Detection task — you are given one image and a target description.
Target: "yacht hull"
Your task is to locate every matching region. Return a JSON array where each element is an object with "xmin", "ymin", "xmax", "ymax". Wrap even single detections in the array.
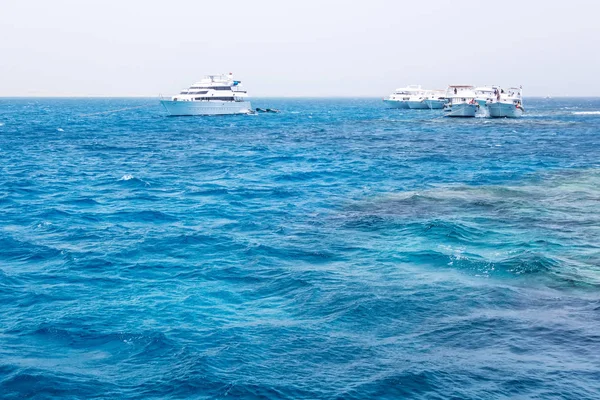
[
  {"xmin": 383, "ymin": 99, "xmax": 409, "ymax": 109},
  {"xmin": 160, "ymin": 100, "xmax": 252, "ymax": 116},
  {"xmin": 425, "ymin": 99, "xmax": 445, "ymax": 109},
  {"xmin": 444, "ymin": 103, "xmax": 478, "ymax": 117},
  {"xmin": 407, "ymin": 100, "xmax": 429, "ymax": 109},
  {"xmin": 487, "ymin": 102, "xmax": 523, "ymax": 118}
]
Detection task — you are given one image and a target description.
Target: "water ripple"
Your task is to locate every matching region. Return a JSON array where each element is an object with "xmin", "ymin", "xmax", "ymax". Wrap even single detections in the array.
[{"xmin": 1, "ymin": 97, "xmax": 600, "ymax": 399}]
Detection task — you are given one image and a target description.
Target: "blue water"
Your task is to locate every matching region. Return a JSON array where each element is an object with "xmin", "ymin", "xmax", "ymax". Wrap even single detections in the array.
[{"xmin": 1, "ymin": 97, "xmax": 600, "ymax": 399}]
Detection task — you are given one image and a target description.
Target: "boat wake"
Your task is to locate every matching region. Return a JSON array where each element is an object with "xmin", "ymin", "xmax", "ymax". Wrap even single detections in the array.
[{"xmin": 572, "ymin": 111, "xmax": 600, "ymax": 115}]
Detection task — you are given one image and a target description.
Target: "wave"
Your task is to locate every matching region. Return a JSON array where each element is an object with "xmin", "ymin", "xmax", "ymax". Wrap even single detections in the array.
[
  {"xmin": 61, "ymin": 197, "xmax": 100, "ymax": 206},
  {"xmin": 0, "ymin": 369, "xmax": 114, "ymax": 399},
  {"xmin": 80, "ymin": 143, "xmax": 132, "ymax": 152},
  {"xmin": 116, "ymin": 175, "xmax": 150, "ymax": 187},
  {"xmin": 572, "ymin": 111, "xmax": 600, "ymax": 115},
  {"xmin": 34, "ymin": 208, "xmax": 73, "ymax": 220},
  {"xmin": 0, "ymin": 236, "xmax": 64, "ymax": 263},
  {"xmin": 110, "ymin": 210, "xmax": 178, "ymax": 222},
  {"xmin": 0, "ymin": 268, "xmax": 22, "ymax": 295},
  {"xmin": 119, "ymin": 174, "xmax": 135, "ymax": 181},
  {"xmin": 31, "ymin": 325, "xmax": 174, "ymax": 351},
  {"xmin": 187, "ymin": 188, "xmax": 229, "ymax": 197},
  {"xmin": 403, "ymin": 249, "xmax": 559, "ymax": 277},
  {"xmin": 244, "ymin": 242, "xmax": 338, "ymax": 264},
  {"xmin": 273, "ymin": 170, "xmax": 325, "ymax": 182}
]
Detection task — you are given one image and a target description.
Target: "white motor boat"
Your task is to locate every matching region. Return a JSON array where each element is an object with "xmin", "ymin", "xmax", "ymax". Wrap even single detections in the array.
[
  {"xmin": 383, "ymin": 85, "xmax": 423, "ymax": 109},
  {"xmin": 487, "ymin": 87, "xmax": 524, "ymax": 118},
  {"xmin": 406, "ymin": 88, "xmax": 430, "ymax": 109},
  {"xmin": 160, "ymin": 73, "xmax": 252, "ymax": 116},
  {"xmin": 474, "ymin": 86, "xmax": 499, "ymax": 107},
  {"xmin": 424, "ymin": 90, "xmax": 446, "ymax": 109},
  {"xmin": 443, "ymin": 85, "xmax": 479, "ymax": 117}
]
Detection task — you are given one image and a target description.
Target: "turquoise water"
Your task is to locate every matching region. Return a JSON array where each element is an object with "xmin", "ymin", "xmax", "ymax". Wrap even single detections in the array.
[{"xmin": 1, "ymin": 97, "xmax": 600, "ymax": 399}]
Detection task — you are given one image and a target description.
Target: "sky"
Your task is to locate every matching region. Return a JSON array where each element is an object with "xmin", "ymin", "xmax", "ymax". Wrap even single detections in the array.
[{"xmin": 1, "ymin": 0, "xmax": 599, "ymax": 97}]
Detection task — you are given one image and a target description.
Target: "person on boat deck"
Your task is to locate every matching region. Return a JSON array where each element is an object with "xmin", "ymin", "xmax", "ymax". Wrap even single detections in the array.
[{"xmin": 454, "ymin": 88, "xmax": 457, "ymax": 94}]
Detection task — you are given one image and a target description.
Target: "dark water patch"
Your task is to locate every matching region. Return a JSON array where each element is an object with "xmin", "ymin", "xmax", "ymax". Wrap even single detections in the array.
[{"xmin": 341, "ymin": 214, "xmax": 390, "ymax": 231}]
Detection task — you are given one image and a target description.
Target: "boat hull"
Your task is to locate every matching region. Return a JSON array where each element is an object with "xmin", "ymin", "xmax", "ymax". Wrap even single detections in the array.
[
  {"xmin": 487, "ymin": 102, "xmax": 524, "ymax": 118},
  {"xmin": 160, "ymin": 100, "xmax": 252, "ymax": 116},
  {"xmin": 407, "ymin": 100, "xmax": 429, "ymax": 109},
  {"xmin": 425, "ymin": 99, "xmax": 445, "ymax": 109},
  {"xmin": 383, "ymin": 99, "xmax": 409, "ymax": 109},
  {"xmin": 444, "ymin": 103, "xmax": 478, "ymax": 117}
]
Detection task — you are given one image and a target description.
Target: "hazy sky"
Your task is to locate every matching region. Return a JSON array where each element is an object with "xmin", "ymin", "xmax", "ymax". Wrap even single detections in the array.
[{"xmin": 1, "ymin": 0, "xmax": 599, "ymax": 97}]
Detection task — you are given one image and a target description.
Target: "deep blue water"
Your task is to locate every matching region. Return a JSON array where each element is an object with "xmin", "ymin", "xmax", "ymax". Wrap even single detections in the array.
[{"xmin": 1, "ymin": 97, "xmax": 600, "ymax": 399}]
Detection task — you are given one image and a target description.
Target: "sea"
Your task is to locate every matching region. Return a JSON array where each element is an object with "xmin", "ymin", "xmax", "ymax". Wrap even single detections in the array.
[{"xmin": 1, "ymin": 97, "xmax": 599, "ymax": 399}]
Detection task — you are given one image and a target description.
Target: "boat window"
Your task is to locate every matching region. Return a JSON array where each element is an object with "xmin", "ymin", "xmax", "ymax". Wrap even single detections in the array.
[
  {"xmin": 189, "ymin": 86, "xmax": 231, "ymax": 91},
  {"xmin": 193, "ymin": 97, "xmax": 236, "ymax": 101}
]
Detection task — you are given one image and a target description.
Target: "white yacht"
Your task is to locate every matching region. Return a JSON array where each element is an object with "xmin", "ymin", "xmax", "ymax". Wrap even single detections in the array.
[
  {"xmin": 424, "ymin": 90, "xmax": 446, "ymax": 109},
  {"xmin": 443, "ymin": 85, "xmax": 479, "ymax": 117},
  {"xmin": 406, "ymin": 88, "xmax": 430, "ymax": 109},
  {"xmin": 487, "ymin": 86, "xmax": 524, "ymax": 118},
  {"xmin": 160, "ymin": 73, "xmax": 252, "ymax": 116},
  {"xmin": 383, "ymin": 85, "xmax": 423, "ymax": 109},
  {"xmin": 474, "ymin": 86, "xmax": 499, "ymax": 107}
]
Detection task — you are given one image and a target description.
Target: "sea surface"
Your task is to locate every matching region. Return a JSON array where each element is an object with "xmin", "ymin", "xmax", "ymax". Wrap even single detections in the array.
[{"xmin": 1, "ymin": 97, "xmax": 600, "ymax": 399}]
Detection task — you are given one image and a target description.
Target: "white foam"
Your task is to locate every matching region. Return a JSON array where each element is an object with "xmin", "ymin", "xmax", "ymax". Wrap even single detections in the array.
[
  {"xmin": 119, "ymin": 174, "xmax": 134, "ymax": 181},
  {"xmin": 57, "ymin": 128, "xmax": 64, "ymax": 132},
  {"xmin": 0, "ymin": 122, "xmax": 5, "ymax": 127},
  {"xmin": 572, "ymin": 111, "xmax": 600, "ymax": 115}
]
